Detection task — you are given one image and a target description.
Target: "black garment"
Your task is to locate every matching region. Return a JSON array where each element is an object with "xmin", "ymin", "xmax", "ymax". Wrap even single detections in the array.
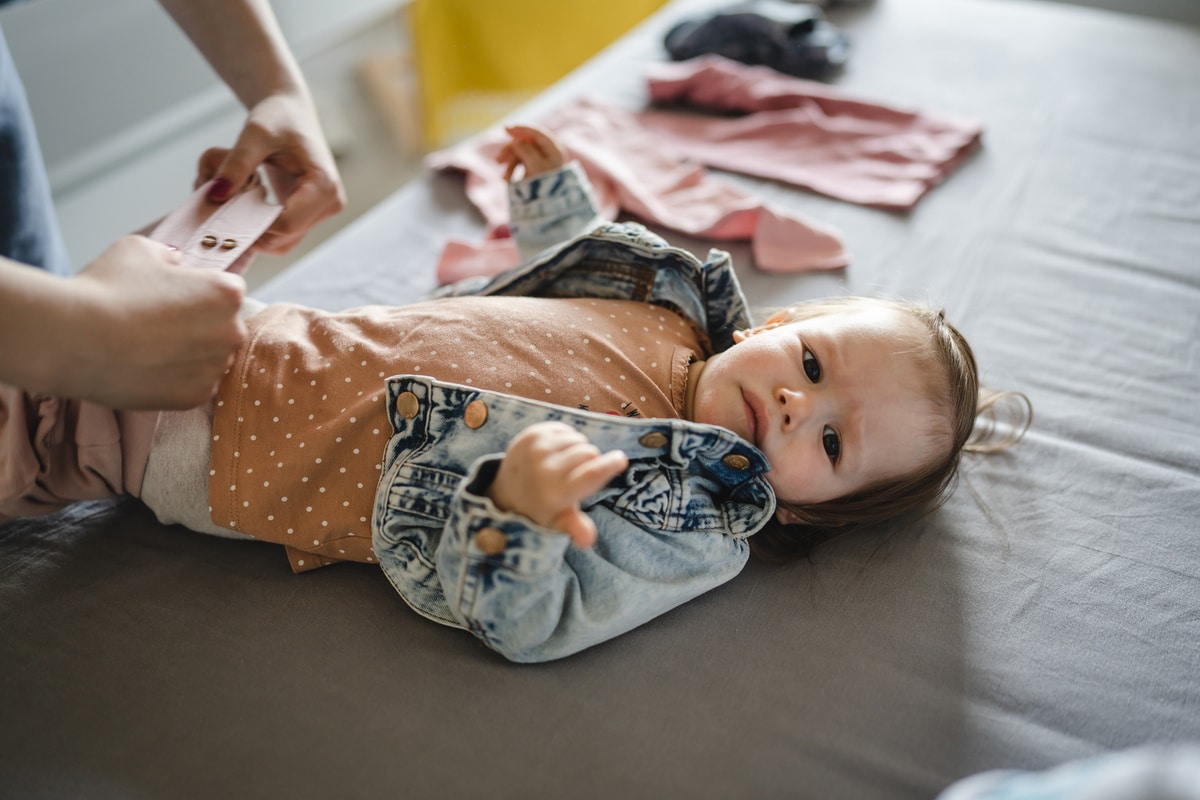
[{"xmin": 664, "ymin": 0, "xmax": 850, "ymax": 80}]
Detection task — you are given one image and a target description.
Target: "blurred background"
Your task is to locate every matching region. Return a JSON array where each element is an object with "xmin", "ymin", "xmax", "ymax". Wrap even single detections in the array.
[
  {"xmin": 0, "ymin": 0, "xmax": 667, "ymax": 287},
  {"xmin": 1, "ymin": 0, "xmax": 1195, "ymax": 289}
]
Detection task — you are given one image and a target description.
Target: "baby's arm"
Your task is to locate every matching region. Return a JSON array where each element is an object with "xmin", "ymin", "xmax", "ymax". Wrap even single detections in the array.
[
  {"xmin": 498, "ymin": 125, "xmax": 606, "ymax": 263},
  {"xmin": 488, "ymin": 422, "xmax": 628, "ymax": 548},
  {"xmin": 430, "ymin": 437, "xmax": 749, "ymax": 661}
]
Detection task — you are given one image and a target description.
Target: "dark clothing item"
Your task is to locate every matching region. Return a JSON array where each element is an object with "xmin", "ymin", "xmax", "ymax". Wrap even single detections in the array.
[
  {"xmin": 0, "ymin": 25, "xmax": 70, "ymax": 273},
  {"xmin": 664, "ymin": 0, "xmax": 850, "ymax": 80}
]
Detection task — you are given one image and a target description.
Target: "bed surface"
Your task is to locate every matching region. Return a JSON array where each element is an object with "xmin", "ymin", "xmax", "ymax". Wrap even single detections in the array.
[{"xmin": 3, "ymin": 0, "xmax": 1199, "ymax": 797}]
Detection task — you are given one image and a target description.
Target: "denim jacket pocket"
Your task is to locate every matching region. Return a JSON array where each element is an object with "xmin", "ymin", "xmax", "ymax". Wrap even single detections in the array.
[{"xmin": 374, "ymin": 458, "xmax": 461, "ymax": 627}]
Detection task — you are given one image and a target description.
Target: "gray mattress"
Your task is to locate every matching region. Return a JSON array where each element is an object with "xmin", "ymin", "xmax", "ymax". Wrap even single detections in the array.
[{"xmin": 3, "ymin": 0, "xmax": 1199, "ymax": 797}]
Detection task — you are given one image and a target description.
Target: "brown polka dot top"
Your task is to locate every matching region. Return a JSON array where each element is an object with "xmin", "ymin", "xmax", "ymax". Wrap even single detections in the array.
[{"xmin": 208, "ymin": 296, "xmax": 709, "ymax": 572}]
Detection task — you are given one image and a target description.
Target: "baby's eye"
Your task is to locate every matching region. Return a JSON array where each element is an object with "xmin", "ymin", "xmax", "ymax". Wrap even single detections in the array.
[
  {"xmin": 802, "ymin": 348, "xmax": 822, "ymax": 383},
  {"xmin": 822, "ymin": 425, "xmax": 841, "ymax": 465}
]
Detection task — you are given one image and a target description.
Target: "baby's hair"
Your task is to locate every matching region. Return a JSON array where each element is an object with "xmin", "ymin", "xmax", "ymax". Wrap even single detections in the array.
[{"xmin": 748, "ymin": 296, "xmax": 1031, "ymax": 563}]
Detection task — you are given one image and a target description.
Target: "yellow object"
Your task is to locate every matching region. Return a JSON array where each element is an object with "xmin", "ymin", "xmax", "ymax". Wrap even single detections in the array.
[{"xmin": 408, "ymin": 0, "xmax": 668, "ymax": 147}]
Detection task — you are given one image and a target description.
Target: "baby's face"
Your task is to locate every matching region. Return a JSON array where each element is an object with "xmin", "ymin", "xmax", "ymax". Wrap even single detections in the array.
[{"xmin": 689, "ymin": 306, "xmax": 947, "ymax": 511}]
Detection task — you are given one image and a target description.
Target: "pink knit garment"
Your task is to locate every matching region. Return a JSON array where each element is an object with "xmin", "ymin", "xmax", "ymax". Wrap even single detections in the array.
[
  {"xmin": 642, "ymin": 56, "xmax": 983, "ymax": 209},
  {"xmin": 428, "ymin": 56, "xmax": 982, "ymax": 285},
  {"xmin": 428, "ymin": 101, "xmax": 849, "ymax": 284}
]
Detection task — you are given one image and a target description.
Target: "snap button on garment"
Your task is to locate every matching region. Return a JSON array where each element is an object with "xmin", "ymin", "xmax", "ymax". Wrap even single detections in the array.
[
  {"xmin": 722, "ymin": 453, "xmax": 751, "ymax": 471},
  {"xmin": 395, "ymin": 391, "xmax": 420, "ymax": 419},
  {"xmin": 220, "ymin": 238, "xmax": 238, "ymax": 251},
  {"xmin": 639, "ymin": 431, "xmax": 668, "ymax": 448},
  {"xmin": 200, "ymin": 234, "xmax": 219, "ymax": 249},
  {"xmin": 464, "ymin": 400, "xmax": 488, "ymax": 429},
  {"xmin": 475, "ymin": 527, "xmax": 507, "ymax": 555}
]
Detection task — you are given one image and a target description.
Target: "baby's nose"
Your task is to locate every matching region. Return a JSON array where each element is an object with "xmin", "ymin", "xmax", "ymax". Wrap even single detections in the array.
[{"xmin": 777, "ymin": 387, "xmax": 812, "ymax": 430}]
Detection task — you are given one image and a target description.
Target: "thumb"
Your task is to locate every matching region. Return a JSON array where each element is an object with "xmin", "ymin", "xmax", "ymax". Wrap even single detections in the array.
[
  {"xmin": 551, "ymin": 507, "xmax": 598, "ymax": 549},
  {"xmin": 206, "ymin": 126, "xmax": 270, "ymax": 203}
]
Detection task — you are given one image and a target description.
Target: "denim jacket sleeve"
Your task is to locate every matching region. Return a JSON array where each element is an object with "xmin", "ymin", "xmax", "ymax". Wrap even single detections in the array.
[
  {"xmin": 507, "ymin": 161, "xmax": 605, "ymax": 264},
  {"xmin": 436, "ymin": 454, "xmax": 751, "ymax": 664}
]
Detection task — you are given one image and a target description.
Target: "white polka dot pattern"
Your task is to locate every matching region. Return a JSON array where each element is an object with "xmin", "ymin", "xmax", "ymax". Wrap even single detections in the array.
[{"xmin": 209, "ymin": 297, "xmax": 705, "ymax": 573}]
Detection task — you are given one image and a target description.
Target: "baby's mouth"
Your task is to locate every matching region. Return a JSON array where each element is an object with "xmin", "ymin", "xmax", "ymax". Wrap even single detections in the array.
[{"xmin": 742, "ymin": 390, "xmax": 760, "ymax": 447}]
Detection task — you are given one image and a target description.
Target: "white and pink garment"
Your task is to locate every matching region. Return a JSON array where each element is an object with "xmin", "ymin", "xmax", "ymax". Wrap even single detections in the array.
[{"xmin": 428, "ymin": 56, "xmax": 982, "ymax": 285}]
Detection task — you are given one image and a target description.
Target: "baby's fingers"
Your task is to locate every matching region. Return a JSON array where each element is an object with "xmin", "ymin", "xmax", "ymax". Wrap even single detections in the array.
[
  {"xmin": 506, "ymin": 125, "xmax": 562, "ymax": 157},
  {"xmin": 565, "ymin": 449, "xmax": 628, "ymax": 499},
  {"xmin": 550, "ymin": 450, "xmax": 626, "ymax": 548},
  {"xmin": 503, "ymin": 125, "xmax": 565, "ymax": 176},
  {"xmin": 552, "ymin": 507, "xmax": 599, "ymax": 549},
  {"xmin": 494, "ymin": 143, "xmax": 520, "ymax": 181}
]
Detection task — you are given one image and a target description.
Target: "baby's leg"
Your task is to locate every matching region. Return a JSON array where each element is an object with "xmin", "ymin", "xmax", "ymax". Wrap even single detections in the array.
[
  {"xmin": 138, "ymin": 297, "xmax": 267, "ymax": 540},
  {"xmin": 139, "ymin": 401, "xmax": 250, "ymax": 540}
]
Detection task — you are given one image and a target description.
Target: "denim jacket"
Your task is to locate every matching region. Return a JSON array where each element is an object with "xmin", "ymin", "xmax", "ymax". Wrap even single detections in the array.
[{"xmin": 371, "ymin": 162, "xmax": 777, "ymax": 662}]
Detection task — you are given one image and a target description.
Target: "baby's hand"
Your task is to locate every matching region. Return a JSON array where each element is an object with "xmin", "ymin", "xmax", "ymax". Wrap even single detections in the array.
[
  {"xmin": 495, "ymin": 125, "xmax": 567, "ymax": 182},
  {"xmin": 488, "ymin": 421, "xmax": 628, "ymax": 548}
]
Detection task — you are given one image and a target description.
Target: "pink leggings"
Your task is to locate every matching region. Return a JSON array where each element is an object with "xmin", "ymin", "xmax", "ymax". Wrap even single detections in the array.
[{"xmin": 0, "ymin": 384, "xmax": 158, "ymax": 522}]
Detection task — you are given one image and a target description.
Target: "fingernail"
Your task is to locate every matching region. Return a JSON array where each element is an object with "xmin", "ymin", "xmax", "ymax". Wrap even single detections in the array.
[
  {"xmin": 164, "ymin": 243, "xmax": 178, "ymax": 250},
  {"xmin": 207, "ymin": 177, "xmax": 233, "ymax": 202}
]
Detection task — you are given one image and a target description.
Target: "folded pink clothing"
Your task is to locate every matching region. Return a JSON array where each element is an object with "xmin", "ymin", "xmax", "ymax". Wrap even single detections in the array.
[
  {"xmin": 430, "ymin": 58, "xmax": 981, "ymax": 283},
  {"xmin": 642, "ymin": 55, "xmax": 983, "ymax": 210},
  {"xmin": 428, "ymin": 99, "xmax": 850, "ymax": 285},
  {"xmin": 436, "ymin": 235, "xmax": 523, "ymax": 286}
]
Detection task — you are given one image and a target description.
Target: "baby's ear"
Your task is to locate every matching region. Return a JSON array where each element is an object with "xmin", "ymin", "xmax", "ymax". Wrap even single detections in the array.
[
  {"xmin": 733, "ymin": 319, "xmax": 784, "ymax": 343},
  {"xmin": 774, "ymin": 505, "xmax": 804, "ymax": 525}
]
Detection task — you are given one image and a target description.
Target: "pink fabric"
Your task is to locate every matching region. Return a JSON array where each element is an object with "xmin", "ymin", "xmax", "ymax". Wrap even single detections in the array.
[
  {"xmin": 148, "ymin": 174, "xmax": 283, "ymax": 275},
  {"xmin": 641, "ymin": 56, "xmax": 983, "ymax": 210},
  {"xmin": 436, "ymin": 236, "xmax": 523, "ymax": 285},
  {"xmin": 0, "ymin": 385, "xmax": 159, "ymax": 520},
  {"xmin": 428, "ymin": 56, "xmax": 982, "ymax": 285},
  {"xmin": 428, "ymin": 100, "xmax": 850, "ymax": 284}
]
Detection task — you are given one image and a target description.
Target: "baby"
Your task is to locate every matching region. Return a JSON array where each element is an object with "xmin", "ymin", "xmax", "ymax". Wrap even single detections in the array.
[{"xmin": 0, "ymin": 126, "xmax": 1026, "ymax": 662}]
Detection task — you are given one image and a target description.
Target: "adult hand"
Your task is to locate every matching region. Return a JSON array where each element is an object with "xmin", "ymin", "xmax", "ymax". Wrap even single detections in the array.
[
  {"xmin": 71, "ymin": 236, "xmax": 248, "ymax": 409},
  {"xmin": 10, "ymin": 236, "xmax": 249, "ymax": 410},
  {"xmin": 196, "ymin": 90, "xmax": 345, "ymax": 256},
  {"xmin": 488, "ymin": 421, "xmax": 628, "ymax": 548}
]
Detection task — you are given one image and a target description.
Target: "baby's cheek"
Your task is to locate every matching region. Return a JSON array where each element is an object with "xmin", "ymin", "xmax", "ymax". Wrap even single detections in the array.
[{"xmin": 764, "ymin": 459, "xmax": 818, "ymax": 507}]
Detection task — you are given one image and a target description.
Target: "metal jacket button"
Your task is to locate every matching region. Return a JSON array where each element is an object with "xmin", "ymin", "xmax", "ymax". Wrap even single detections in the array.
[
  {"xmin": 475, "ymin": 527, "xmax": 507, "ymax": 555},
  {"xmin": 639, "ymin": 431, "xmax": 668, "ymax": 449},
  {"xmin": 395, "ymin": 391, "xmax": 420, "ymax": 419},
  {"xmin": 722, "ymin": 453, "xmax": 751, "ymax": 471},
  {"xmin": 200, "ymin": 234, "xmax": 219, "ymax": 249},
  {"xmin": 464, "ymin": 400, "xmax": 488, "ymax": 429}
]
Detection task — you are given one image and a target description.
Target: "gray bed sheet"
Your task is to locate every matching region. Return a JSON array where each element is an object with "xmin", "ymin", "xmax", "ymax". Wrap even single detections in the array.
[{"xmin": 3, "ymin": 0, "xmax": 1198, "ymax": 797}]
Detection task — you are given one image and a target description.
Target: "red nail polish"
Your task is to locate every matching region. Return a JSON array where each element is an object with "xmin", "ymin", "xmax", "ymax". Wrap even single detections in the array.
[{"xmin": 207, "ymin": 177, "xmax": 233, "ymax": 202}]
